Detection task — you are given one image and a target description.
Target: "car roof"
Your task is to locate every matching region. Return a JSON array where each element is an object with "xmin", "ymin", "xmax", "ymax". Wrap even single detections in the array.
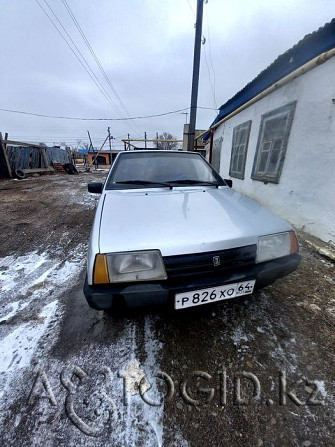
[{"xmin": 119, "ymin": 150, "xmax": 199, "ymax": 155}]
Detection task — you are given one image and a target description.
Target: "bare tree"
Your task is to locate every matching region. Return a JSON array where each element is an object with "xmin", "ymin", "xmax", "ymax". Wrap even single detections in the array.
[
  {"xmin": 157, "ymin": 132, "xmax": 178, "ymax": 150},
  {"xmin": 75, "ymin": 139, "xmax": 83, "ymax": 150},
  {"xmin": 72, "ymin": 140, "xmax": 90, "ymax": 150}
]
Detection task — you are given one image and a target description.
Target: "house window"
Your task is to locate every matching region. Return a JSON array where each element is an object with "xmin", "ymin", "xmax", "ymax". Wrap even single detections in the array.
[
  {"xmin": 251, "ymin": 102, "xmax": 296, "ymax": 183},
  {"xmin": 229, "ymin": 121, "xmax": 252, "ymax": 179}
]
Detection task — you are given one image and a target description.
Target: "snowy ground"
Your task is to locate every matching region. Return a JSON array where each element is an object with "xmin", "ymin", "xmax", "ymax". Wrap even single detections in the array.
[{"xmin": 0, "ymin": 172, "xmax": 334, "ymax": 446}]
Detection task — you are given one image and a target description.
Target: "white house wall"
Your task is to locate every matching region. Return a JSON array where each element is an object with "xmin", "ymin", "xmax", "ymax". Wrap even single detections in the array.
[{"xmin": 217, "ymin": 56, "xmax": 335, "ymax": 244}]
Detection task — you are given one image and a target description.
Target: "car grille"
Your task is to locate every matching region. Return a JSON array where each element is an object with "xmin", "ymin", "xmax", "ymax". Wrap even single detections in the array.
[{"xmin": 163, "ymin": 245, "xmax": 257, "ymax": 281}]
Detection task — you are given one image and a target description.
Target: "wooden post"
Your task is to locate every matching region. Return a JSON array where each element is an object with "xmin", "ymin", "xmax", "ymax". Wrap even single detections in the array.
[
  {"xmin": 40, "ymin": 146, "xmax": 51, "ymax": 170},
  {"xmin": 0, "ymin": 132, "xmax": 12, "ymax": 178},
  {"xmin": 108, "ymin": 127, "xmax": 112, "ymax": 151},
  {"xmin": 87, "ymin": 130, "xmax": 98, "ymax": 170}
]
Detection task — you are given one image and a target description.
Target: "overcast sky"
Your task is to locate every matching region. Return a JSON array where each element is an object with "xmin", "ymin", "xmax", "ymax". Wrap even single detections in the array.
[{"xmin": 0, "ymin": 0, "xmax": 334, "ymax": 149}]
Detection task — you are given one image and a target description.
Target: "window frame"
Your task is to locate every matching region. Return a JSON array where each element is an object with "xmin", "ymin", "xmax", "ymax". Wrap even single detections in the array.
[
  {"xmin": 251, "ymin": 102, "xmax": 296, "ymax": 184},
  {"xmin": 229, "ymin": 120, "xmax": 252, "ymax": 180}
]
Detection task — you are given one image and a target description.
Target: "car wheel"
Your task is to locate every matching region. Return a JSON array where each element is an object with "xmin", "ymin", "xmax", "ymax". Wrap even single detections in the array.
[
  {"xmin": 104, "ymin": 296, "xmax": 127, "ymax": 316},
  {"xmin": 15, "ymin": 169, "xmax": 27, "ymax": 180}
]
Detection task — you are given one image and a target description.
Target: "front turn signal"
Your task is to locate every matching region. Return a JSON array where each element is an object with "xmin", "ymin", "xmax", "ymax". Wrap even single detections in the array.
[
  {"xmin": 290, "ymin": 231, "xmax": 299, "ymax": 254},
  {"xmin": 93, "ymin": 254, "xmax": 109, "ymax": 284}
]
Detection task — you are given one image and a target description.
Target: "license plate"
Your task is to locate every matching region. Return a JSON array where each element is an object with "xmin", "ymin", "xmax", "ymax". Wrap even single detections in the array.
[{"xmin": 174, "ymin": 280, "xmax": 256, "ymax": 310}]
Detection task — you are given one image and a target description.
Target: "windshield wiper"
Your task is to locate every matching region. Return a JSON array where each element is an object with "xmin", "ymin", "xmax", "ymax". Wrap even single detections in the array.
[
  {"xmin": 166, "ymin": 179, "xmax": 221, "ymax": 187},
  {"xmin": 114, "ymin": 180, "xmax": 172, "ymax": 188}
]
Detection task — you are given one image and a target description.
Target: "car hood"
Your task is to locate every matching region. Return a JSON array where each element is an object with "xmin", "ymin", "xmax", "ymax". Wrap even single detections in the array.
[{"xmin": 98, "ymin": 187, "xmax": 292, "ymax": 256}]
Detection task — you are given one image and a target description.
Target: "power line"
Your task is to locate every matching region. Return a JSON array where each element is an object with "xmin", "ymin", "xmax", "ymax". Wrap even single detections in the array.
[
  {"xmin": 36, "ymin": 0, "xmax": 124, "ymax": 117},
  {"xmin": 34, "ymin": 0, "xmax": 117, "ymax": 113},
  {"xmin": 186, "ymin": 0, "xmax": 216, "ymax": 111},
  {"xmin": 60, "ymin": 0, "xmax": 143, "ymax": 136},
  {"xmin": 203, "ymin": 38, "xmax": 217, "ymax": 110},
  {"xmin": 198, "ymin": 106, "xmax": 218, "ymax": 111},
  {"xmin": 185, "ymin": 0, "xmax": 196, "ymax": 19},
  {"xmin": 61, "ymin": 0, "xmax": 129, "ymax": 118},
  {"xmin": 34, "ymin": 0, "xmax": 141, "ymax": 137},
  {"xmin": 0, "ymin": 106, "xmax": 203, "ymax": 120},
  {"xmin": 204, "ymin": 4, "xmax": 217, "ymax": 109},
  {"xmin": 0, "ymin": 106, "xmax": 217, "ymax": 121}
]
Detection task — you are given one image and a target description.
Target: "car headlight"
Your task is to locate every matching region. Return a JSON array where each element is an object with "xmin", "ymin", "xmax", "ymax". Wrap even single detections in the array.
[
  {"xmin": 256, "ymin": 231, "xmax": 299, "ymax": 263},
  {"xmin": 93, "ymin": 250, "xmax": 167, "ymax": 284}
]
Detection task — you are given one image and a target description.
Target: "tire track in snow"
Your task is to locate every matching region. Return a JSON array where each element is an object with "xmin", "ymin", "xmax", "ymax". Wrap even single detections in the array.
[{"xmin": 2, "ymin": 316, "xmax": 169, "ymax": 446}]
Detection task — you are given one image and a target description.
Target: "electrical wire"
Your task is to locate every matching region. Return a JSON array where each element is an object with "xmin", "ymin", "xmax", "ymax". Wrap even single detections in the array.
[
  {"xmin": 36, "ymin": 0, "xmax": 123, "ymax": 116},
  {"xmin": 184, "ymin": 0, "xmax": 217, "ymax": 113},
  {"xmin": 203, "ymin": 38, "xmax": 217, "ymax": 111},
  {"xmin": 60, "ymin": 0, "xmax": 143, "ymax": 136},
  {"xmin": 0, "ymin": 106, "xmax": 217, "ymax": 120},
  {"xmin": 0, "ymin": 107, "xmax": 196, "ymax": 120},
  {"xmin": 185, "ymin": 0, "xmax": 196, "ymax": 19},
  {"xmin": 204, "ymin": 4, "xmax": 217, "ymax": 110},
  {"xmin": 61, "ymin": 0, "xmax": 129, "ymax": 117},
  {"xmin": 35, "ymin": 0, "xmax": 141, "ymax": 137}
]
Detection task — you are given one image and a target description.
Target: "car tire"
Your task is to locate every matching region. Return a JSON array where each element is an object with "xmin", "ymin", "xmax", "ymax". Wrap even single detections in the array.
[
  {"xmin": 104, "ymin": 297, "xmax": 127, "ymax": 316},
  {"xmin": 14, "ymin": 169, "xmax": 27, "ymax": 180}
]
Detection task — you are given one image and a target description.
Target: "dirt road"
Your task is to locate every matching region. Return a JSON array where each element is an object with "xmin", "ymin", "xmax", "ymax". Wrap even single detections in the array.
[{"xmin": 0, "ymin": 172, "xmax": 334, "ymax": 446}]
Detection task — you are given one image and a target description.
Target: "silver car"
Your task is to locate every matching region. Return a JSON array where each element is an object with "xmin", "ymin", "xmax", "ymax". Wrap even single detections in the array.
[{"xmin": 84, "ymin": 150, "xmax": 301, "ymax": 311}]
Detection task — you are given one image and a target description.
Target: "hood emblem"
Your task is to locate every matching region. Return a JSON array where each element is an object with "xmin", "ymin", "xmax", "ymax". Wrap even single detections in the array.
[{"xmin": 213, "ymin": 256, "xmax": 220, "ymax": 267}]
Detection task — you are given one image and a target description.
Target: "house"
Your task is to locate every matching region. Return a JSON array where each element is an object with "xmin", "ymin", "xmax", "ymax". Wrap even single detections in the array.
[
  {"xmin": 86, "ymin": 149, "xmax": 123, "ymax": 167},
  {"xmin": 203, "ymin": 19, "xmax": 335, "ymax": 245}
]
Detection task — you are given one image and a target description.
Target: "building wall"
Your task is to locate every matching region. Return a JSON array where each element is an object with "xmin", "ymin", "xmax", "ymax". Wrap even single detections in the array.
[
  {"xmin": 216, "ymin": 57, "xmax": 335, "ymax": 244},
  {"xmin": 7, "ymin": 146, "xmax": 71, "ymax": 171},
  {"xmin": 87, "ymin": 153, "xmax": 110, "ymax": 165}
]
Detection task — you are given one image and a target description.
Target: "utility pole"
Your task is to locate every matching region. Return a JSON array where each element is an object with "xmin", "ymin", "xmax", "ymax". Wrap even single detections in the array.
[
  {"xmin": 156, "ymin": 132, "xmax": 159, "ymax": 149},
  {"xmin": 187, "ymin": 0, "xmax": 204, "ymax": 151},
  {"xmin": 87, "ymin": 130, "xmax": 97, "ymax": 170},
  {"xmin": 108, "ymin": 127, "xmax": 112, "ymax": 151},
  {"xmin": 144, "ymin": 132, "xmax": 147, "ymax": 149}
]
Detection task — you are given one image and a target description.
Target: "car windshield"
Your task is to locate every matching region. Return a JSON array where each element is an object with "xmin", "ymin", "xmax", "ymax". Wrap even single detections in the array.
[{"xmin": 106, "ymin": 151, "xmax": 224, "ymax": 189}]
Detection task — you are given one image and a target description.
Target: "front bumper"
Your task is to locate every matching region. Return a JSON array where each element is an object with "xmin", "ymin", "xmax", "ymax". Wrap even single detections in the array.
[{"xmin": 84, "ymin": 253, "xmax": 301, "ymax": 310}]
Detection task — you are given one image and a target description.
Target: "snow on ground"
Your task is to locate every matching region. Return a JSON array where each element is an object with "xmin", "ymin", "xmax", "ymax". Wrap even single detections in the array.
[
  {"xmin": 0, "ymin": 243, "xmax": 86, "ymax": 306},
  {"xmin": 229, "ymin": 291, "xmax": 299, "ymax": 374},
  {"xmin": 0, "ymin": 301, "xmax": 57, "ymax": 377},
  {"xmin": 11, "ymin": 316, "xmax": 172, "ymax": 446},
  {"xmin": 0, "ymin": 301, "xmax": 20, "ymax": 323},
  {"xmin": 0, "ymin": 244, "xmax": 87, "ymax": 417},
  {"xmin": 123, "ymin": 359, "xmax": 151, "ymax": 395},
  {"xmin": 57, "ymin": 181, "xmax": 101, "ymax": 209},
  {"xmin": 69, "ymin": 191, "xmax": 100, "ymax": 209},
  {"xmin": 0, "ymin": 244, "xmax": 182, "ymax": 445},
  {"xmin": 231, "ymin": 323, "xmax": 250, "ymax": 346}
]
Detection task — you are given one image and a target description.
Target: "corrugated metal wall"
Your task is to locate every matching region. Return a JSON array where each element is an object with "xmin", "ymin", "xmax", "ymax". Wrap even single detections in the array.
[
  {"xmin": 6, "ymin": 146, "xmax": 71, "ymax": 171},
  {"xmin": 46, "ymin": 146, "xmax": 71, "ymax": 165}
]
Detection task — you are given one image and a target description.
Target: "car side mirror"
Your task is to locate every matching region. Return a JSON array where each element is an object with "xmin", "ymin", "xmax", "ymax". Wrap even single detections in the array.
[
  {"xmin": 88, "ymin": 182, "xmax": 103, "ymax": 194},
  {"xmin": 224, "ymin": 179, "xmax": 233, "ymax": 188}
]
